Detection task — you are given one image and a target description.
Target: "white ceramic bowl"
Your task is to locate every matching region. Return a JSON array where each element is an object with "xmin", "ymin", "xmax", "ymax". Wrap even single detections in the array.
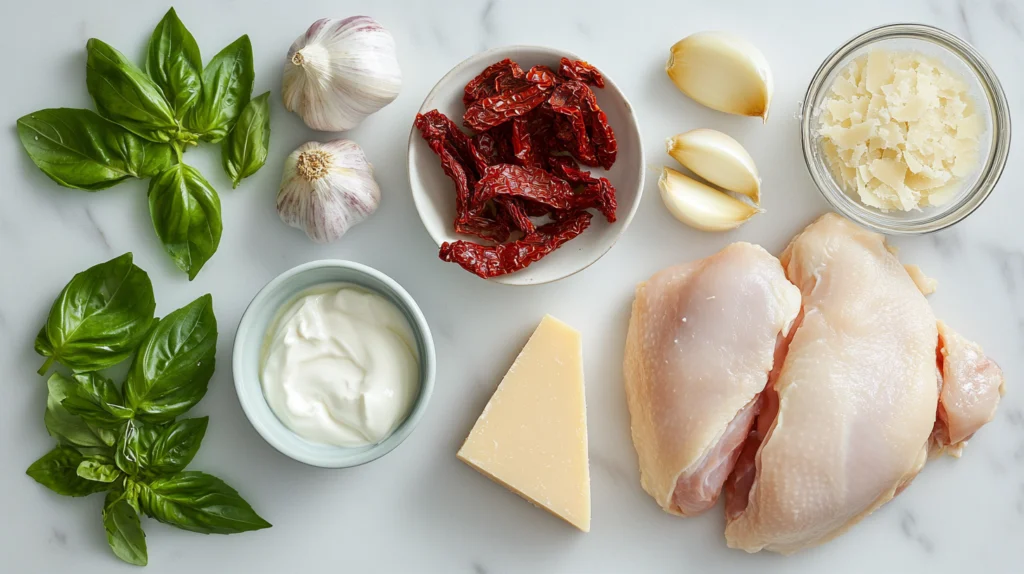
[
  {"xmin": 232, "ymin": 260, "xmax": 436, "ymax": 468},
  {"xmin": 407, "ymin": 45, "xmax": 645, "ymax": 285}
]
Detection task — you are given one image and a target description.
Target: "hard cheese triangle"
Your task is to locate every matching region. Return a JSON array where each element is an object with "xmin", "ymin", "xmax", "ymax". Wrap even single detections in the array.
[{"xmin": 457, "ymin": 315, "xmax": 591, "ymax": 532}]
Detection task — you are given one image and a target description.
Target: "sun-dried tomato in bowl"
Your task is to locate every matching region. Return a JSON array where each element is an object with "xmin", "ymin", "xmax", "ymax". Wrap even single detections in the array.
[{"xmin": 415, "ymin": 57, "xmax": 619, "ymax": 279}]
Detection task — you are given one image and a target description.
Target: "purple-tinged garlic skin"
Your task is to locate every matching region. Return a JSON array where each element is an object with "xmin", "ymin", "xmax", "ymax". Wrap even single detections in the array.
[
  {"xmin": 283, "ymin": 16, "xmax": 402, "ymax": 131},
  {"xmin": 277, "ymin": 140, "xmax": 381, "ymax": 243}
]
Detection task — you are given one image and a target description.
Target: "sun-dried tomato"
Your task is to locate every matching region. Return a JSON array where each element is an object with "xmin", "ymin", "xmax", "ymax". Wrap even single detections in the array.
[
  {"xmin": 455, "ymin": 215, "xmax": 510, "ymax": 243},
  {"xmin": 578, "ymin": 89, "xmax": 617, "ymax": 170},
  {"xmin": 439, "ymin": 212, "xmax": 592, "ymax": 278},
  {"xmin": 495, "ymin": 197, "xmax": 536, "ymax": 234},
  {"xmin": 463, "ymin": 59, "xmax": 524, "ymax": 106},
  {"xmin": 418, "ymin": 57, "xmax": 619, "ymax": 278},
  {"xmin": 463, "ymin": 84, "xmax": 550, "ymax": 132},
  {"xmin": 415, "ymin": 110, "xmax": 488, "ymax": 177},
  {"xmin": 420, "ymin": 135, "xmax": 474, "ymax": 224},
  {"xmin": 549, "ymin": 83, "xmax": 599, "ymax": 166},
  {"xmin": 558, "ymin": 58, "xmax": 605, "ymax": 88},
  {"xmin": 474, "ymin": 164, "xmax": 615, "ymax": 223},
  {"xmin": 525, "ymin": 65, "xmax": 559, "ymax": 89},
  {"xmin": 511, "ymin": 117, "xmax": 538, "ymax": 168},
  {"xmin": 473, "ymin": 164, "xmax": 572, "ymax": 209}
]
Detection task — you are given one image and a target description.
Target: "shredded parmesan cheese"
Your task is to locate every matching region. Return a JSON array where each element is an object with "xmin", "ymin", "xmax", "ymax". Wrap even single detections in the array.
[{"xmin": 818, "ymin": 50, "xmax": 982, "ymax": 211}]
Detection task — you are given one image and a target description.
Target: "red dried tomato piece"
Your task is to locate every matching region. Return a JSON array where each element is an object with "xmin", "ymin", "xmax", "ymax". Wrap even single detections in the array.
[
  {"xmin": 463, "ymin": 84, "xmax": 550, "ymax": 132},
  {"xmin": 578, "ymin": 90, "xmax": 617, "ymax": 170},
  {"xmin": 495, "ymin": 197, "xmax": 536, "ymax": 234},
  {"xmin": 511, "ymin": 117, "xmax": 539, "ymax": 168},
  {"xmin": 439, "ymin": 212, "xmax": 592, "ymax": 278},
  {"xmin": 472, "ymin": 164, "xmax": 572, "ymax": 210},
  {"xmin": 455, "ymin": 215, "xmax": 510, "ymax": 243},
  {"xmin": 558, "ymin": 58, "xmax": 605, "ymax": 88},
  {"xmin": 419, "ymin": 133, "xmax": 474, "ymax": 224},
  {"xmin": 415, "ymin": 110, "xmax": 489, "ymax": 177},
  {"xmin": 463, "ymin": 59, "xmax": 524, "ymax": 106},
  {"xmin": 545, "ymin": 157, "xmax": 617, "ymax": 222},
  {"xmin": 525, "ymin": 65, "xmax": 559, "ymax": 89},
  {"xmin": 549, "ymin": 84, "xmax": 599, "ymax": 166}
]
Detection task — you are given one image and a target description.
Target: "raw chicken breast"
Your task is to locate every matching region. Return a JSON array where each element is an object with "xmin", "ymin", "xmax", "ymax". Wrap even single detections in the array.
[
  {"xmin": 932, "ymin": 321, "xmax": 1005, "ymax": 456},
  {"xmin": 725, "ymin": 214, "xmax": 940, "ymax": 554},
  {"xmin": 624, "ymin": 243, "xmax": 801, "ymax": 516}
]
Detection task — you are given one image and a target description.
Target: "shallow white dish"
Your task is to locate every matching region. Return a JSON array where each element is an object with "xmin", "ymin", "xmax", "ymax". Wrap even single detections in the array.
[
  {"xmin": 232, "ymin": 260, "xmax": 436, "ymax": 468},
  {"xmin": 407, "ymin": 45, "xmax": 645, "ymax": 285}
]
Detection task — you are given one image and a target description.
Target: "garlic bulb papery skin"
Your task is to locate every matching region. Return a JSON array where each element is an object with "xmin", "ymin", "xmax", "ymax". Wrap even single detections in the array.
[
  {"xmin": 283, "ymin": 17, "xmax": 402, "ymax": 131},
  {"xmin": 666, "ymin": 31, "xmax": 773, "ymax": 121},
  {"xmin": 277, "ymin": 140, "xmax": 381, "ymax": 243}
]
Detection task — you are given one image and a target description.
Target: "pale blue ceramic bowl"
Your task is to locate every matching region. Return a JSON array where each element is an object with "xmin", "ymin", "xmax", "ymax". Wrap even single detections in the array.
[{"xmin": 232, "ymin": 260, "xmax": 436, "ymax": 468}]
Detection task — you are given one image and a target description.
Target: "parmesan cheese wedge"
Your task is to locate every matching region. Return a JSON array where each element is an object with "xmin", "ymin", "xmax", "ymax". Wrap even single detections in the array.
[{"xmin": 457, "ymin": 315, "xmax": 591, "ymax": 532}]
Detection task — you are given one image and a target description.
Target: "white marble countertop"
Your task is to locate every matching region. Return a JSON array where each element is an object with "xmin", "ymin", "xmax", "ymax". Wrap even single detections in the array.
[{"xmin": 1, "ymin": 0, "xmax": 1021, "ymax": 572}]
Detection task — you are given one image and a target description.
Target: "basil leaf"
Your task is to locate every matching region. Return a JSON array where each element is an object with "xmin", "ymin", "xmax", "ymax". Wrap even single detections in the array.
[
  {"xmin": 186, "ymin": 35, "xmax": 254, "ymax": 142},
  {"xmin": 139, "ymin": 471, "xmax": 271, "ymax": 534},
  {"xmin": 146, "ymin": 8, "xmax": 202, "ymax": 119},
  {"xmin": 147, "ymin": 417, "xmax": 208, "ymax": 475},
  {"xmin": 16, "ymin": 108, "xmax": 172, "ymax": 191},
  {"xmin": 124, "ymin": 294, "xmax": 217, "ymax": 422},
  {"xmin": 44, "ymin": 373, "xmax": 118, "ymax": 449},
  {"xmin": 35, "ymin": 252, "xmax": 156, "ymax": 375},
  {"xmin": 60, "ymin": 372, "xmax": 134, "ymax": 427},
  {"xmin": 103, "ymin": 491, "xmax": 148, "ymax": 566},
  {"xmin": 222, "ymin": 92, "xmax": 270, "ymax": 188},
  {"xmin": 86, "ymin": 38, "xmax": 178, "ymax": 142},
  {"xmin": 78, "ymin": 460, "xmax": 121, "ymax": 483},
  {"xmin": 115, "ymin": 420, "xmax": 143, "ymax": 475},
  {"xmin": 147, "ymin": 165, "xmax": 223, "ymax": 280},
  {"xmin": 27, "ymin": 445, "xmax": 109, "ymax": 497}
]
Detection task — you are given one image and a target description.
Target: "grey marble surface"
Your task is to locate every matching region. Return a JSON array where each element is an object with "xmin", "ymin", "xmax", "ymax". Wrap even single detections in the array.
[{"xmin": 0, "ymin": 0, "xmax": 1021, "ymax": 572}]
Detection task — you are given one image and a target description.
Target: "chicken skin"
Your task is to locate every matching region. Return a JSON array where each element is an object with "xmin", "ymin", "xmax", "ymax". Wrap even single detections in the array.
[
  {"xmin": 624, "ymin": 243, "xmax": 801, "ymax": 516},
  {"xmin": 725, "ymin": 214, "xmax": 1004, "ymax": 553}
]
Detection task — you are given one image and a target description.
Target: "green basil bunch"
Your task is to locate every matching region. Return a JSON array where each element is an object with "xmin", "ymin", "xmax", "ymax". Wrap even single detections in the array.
[
  {"xmin": 16, "ymin": 7, "xmax": 271, "ymax": 280},
  {"xmin": 28, "ymin": 253, "xmax": 270, "ymax": 567}
]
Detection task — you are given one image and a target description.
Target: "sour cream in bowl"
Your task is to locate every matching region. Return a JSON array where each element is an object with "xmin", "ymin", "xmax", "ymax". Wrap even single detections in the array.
[{"xmin": 233, "ymin": 261, "xmax": 435, "ymax": 468}]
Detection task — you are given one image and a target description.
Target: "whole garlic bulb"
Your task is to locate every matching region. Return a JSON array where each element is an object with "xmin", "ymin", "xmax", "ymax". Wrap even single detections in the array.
[
  {"xmin": 283, "ymin": 17, "xmax": 402, "ymax": 131},
  {"xmin": 277, "ymin": 140, "xmax": 381, "ymax": 243}
]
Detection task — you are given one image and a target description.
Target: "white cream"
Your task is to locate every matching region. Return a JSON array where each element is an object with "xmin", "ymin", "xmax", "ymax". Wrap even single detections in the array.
[{"xmin": 260, "ymin": 283, "xmax": 420, "ymax": 447}]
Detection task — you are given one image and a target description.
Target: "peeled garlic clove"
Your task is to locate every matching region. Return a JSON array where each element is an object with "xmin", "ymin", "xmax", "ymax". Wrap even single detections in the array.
[
  {"xmin": 666, "ymin": 129, "xmax": 761, "ymax": 203},
  {"xmin": 283, "ymin": 17, "xmax": 402, "ymax": 131},
  {"xmin": 277, "ymin": 140, "xmax": 381, "ymax": 243},
  {"xmin": 666, "ymin": 32, "xmax": 773, "ymax": 121},
  {"xmin": 658, "ymin": 167, "xmax": 760, "ymax": 232}
]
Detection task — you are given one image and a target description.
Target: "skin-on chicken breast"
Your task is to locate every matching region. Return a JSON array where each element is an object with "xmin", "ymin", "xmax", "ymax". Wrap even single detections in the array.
[
  {"xmin": 624, "ymin": 242, "xmax": 801, "ymax": 516},
  {"xmin": 725, "ymin": 213, "xmax": 999, "ymax": 554}
]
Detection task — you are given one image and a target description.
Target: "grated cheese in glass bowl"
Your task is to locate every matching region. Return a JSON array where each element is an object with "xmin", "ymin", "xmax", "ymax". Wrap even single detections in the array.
[{"xmin": 801, "ymin": 24, "xmax": 1010, "ymax": 235}]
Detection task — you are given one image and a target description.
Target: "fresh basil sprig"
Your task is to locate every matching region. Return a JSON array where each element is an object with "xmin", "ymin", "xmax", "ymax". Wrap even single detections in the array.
[
  {"xmin": 147, "ymin": 165, "xmax": 223, "ymax": 280},
  {"xmin": 35, "ymin": 252, "xmax": 156, "ymax": 375},
  {"xmin": 146, "ymin": 7, "xmax": 203, "ymax": 120},
  {"xmin": 27, "ymin": 445, "xmax": 110, "ymax": 497},
  {"xmin": 223, "ymin": 91, "xmax": 271, "ymax": 188},
  {"xmin": 87, "ymin": 38, "xmax": 180, "ymax": 143},
  {"xmin": 187, "ymin": 35, "xmax": 255, "ymax": 142},
  {"xmin": 16, "ymin": 7, "xmax": 268, "ymax": 280},
  {"xmin": 27, "ymin": 254, "xmax": 270, "ymax": 567},
  {"xmin": 16, "ymin": 109, "xmax": 173, "ymax": 190},
  {"xmin": 139, "ymin": 472, "xmax": 272, "ymax": 534},
  {"xmin": 103, "ymin": 491, "xmax": 148, "ymax": 566},
  {"xmin": 45, "ymin": 373, "xmax": 118, "ymax": 452},
  {"xmin": 60, "ymin": 372, "xmax": 135, "ymax": 427}
]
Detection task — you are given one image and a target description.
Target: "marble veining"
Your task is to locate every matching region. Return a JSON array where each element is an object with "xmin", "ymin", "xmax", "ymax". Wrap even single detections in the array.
[
  {"xmin": 899, "ymin": 511, "xmax": 935, "ymax": 554},
  {"xmin": 0, "ymin": 0, "xmax": 1020, "ymax": 572}
]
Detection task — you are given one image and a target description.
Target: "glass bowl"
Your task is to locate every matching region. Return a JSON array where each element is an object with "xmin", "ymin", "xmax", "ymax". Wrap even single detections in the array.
[{"xmin": 800, "ymin": 23, "xmax": 1010, "ymax": 235}]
